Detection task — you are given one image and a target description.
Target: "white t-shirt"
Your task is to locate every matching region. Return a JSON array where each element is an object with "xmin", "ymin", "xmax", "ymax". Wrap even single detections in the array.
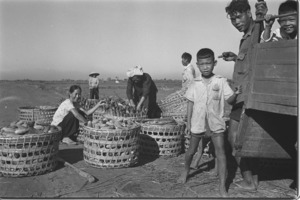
[{"xmin": 51, "ymin": 99, "xmax": 75, "ymax": 126}]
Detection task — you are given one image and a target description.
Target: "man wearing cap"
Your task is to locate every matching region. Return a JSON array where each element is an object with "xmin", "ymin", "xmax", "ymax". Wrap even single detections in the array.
[
  {"xmin": 88, "ymin": 72, "xmax": 100, "ymax": 99},
  {"xmin": 126, "ymin": 66, "xmax": 161, "ymax": 118}
]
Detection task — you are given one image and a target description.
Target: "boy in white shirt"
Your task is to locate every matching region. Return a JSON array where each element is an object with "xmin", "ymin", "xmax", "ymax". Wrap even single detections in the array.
[{"xmin": 178, "ymin": 48, "xmax": 241, "ymax": 197}]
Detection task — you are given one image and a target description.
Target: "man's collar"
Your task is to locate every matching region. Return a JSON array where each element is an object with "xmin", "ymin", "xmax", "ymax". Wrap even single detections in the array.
[{"xmin": 242, "ymin": 20, "xmax": 255, "ymax": 39}]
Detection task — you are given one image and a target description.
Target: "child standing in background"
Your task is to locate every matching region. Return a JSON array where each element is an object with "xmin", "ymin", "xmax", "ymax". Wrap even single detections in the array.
[
  {"xmin": 181, "ymin": 52, "xmax": 200, "ymax": 90},
  {"xmin": 88, "ymin": 72, "xmax": 100, "ymax": 99},
  {"xmin": 178, "ymin": 48, "xmax": 241, "ymax": 197},
  {"xmin": 261, "ymin": 0, "xmax": 297, "ymax": 42}
]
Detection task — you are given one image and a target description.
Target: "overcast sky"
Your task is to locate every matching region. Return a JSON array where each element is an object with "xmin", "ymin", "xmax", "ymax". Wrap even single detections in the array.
[{"xmin": 0, "ymin": 0, "xmax": 282, "ymax": 80}]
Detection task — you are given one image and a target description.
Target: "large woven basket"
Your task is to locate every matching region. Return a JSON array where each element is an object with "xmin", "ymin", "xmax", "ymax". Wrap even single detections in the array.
[
  {"xmin": 0, "ymin": 127, "xmax": 61, "ymax": 177},
  {"xmin": 139, "ymin": 119, "xmax": 185, "ymax": 157},
  {"xmin": 18, "ymin": 106, "xmax": 57, "ymax": 125},
  {"xmin": 82, "ymin": 125, "xmax": 141, "ymax": 168}
]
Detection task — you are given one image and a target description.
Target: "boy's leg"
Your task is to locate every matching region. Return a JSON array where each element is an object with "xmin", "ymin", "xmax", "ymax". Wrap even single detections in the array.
[
  {"xmin": 190, "ymin": 138, "xmax": 203, "ymax": 169},
  {"xmin": 178, "ymin": 133, "xmax": 202, "ymax": 183},
  {"xmin": 211, "ymin": 133, "xmax": 228, "ymax": 197}
]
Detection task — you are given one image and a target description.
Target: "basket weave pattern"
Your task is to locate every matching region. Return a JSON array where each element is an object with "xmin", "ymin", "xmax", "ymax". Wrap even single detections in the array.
[
  {"xmin": 158, "ymin": 90, "xmax": 187, "ymax": 113},
  {"xmin": 18, "ymin": 106, "xmax": 57, "ymax": 125},
  {"xmin": 139, "ymin": 123, "xmax": 185, "ymax": 157},
  {"xmin": 83, "ymin": 125, "xmax": 141, "ymax": 168},
  {"xmin": 0, "ymin": 129, "xmax": 61, "ymax": 177}
]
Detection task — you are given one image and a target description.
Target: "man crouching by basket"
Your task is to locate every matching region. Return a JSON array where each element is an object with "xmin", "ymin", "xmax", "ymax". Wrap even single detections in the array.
[
  {"xmin": 177, "ymin": 48, "xmax": 241, "ymax": 197},
  {"xmin": 51, "ymin": 85, "xmax": 105, "ymax": 145}
]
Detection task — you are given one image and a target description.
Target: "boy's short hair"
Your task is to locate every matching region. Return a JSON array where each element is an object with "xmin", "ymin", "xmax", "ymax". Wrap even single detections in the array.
[
  {"xmin": 278, "ymin": 0, "xmax": 298, "ymax": 14},
  {"xmin": 181, "ymin": 52, "xmax": 192, "ymax": 63},
  {"xmin": 225, "ymin": 0, "xmax": 251, "ymax": 15},
  {"xmin": 196, "ymin": 48, "xmax": 215, "ymax": 61}
]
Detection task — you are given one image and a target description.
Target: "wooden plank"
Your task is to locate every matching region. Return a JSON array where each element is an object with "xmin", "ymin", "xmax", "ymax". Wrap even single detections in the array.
[
  {"xmin": 252, "ymin": 80, "xmax": 297, "ymax": 97},
  {"xmin": 253, "ymin": 65, "xmax": 297, "ymax": 80},
  {"xmin": 245, "ymin": 101, "xmax": 297, "ymax": 116},
  {"xmin": 236, "ymin": 110, "xmax": 297, "ymax": 158},
  {"xmin": 249, "ymin": 94, "xmax": 297, "ymax": 106}
]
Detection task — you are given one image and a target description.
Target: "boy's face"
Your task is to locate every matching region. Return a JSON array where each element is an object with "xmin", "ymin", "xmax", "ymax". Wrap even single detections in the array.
[
  {"xmin": 278, "ymin": 12, "xmax": 298, "ymax": 35},
  {"xmin": 229, "ymin": 10, "xmax": 252, "ymax": 33},
  {"xmin": 181, "ymin": 58, "xmax": 189, "ymax": 66},
  {"xmin": 196, "ymin": 57, "xmax": 216, "ymax": 78}
]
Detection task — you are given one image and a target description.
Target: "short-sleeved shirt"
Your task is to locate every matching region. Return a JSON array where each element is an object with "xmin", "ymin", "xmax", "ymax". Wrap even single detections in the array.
[
  {"xmin": 260, "ymin": 28, "xmax": 298, "ymax": 42},
  {"xmin": 232, "ymin": 21, "xmax": 255, "ymax": 104},
  {"xmin": 51, "ymin": 99, "xmax": 75, "ymax": 126},
  {"xmin": 89, "ymin": 77, "xmax": 99, "ymax": 89},
  {"xmin": 185, "ymin": 75, "xmax": 234, "ymax": 134},
  {"xmin": 182, "ymin": 64, "xmax": 196, "ymax": 89}
]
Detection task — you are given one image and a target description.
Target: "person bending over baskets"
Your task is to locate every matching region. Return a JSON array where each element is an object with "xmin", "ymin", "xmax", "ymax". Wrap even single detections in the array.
[
  {"xmin": 126, "ymin": 65, "xmax": 162, "ymax": 118},
  {"xmin": 51, "ymin": 85, "xmax": 105, "ymax": 145}
]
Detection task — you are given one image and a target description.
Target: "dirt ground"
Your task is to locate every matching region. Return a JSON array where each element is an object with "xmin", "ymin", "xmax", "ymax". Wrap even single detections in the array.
[{"xmin": 0, "ymin": 80, "xmax": 298, "ymax": 199}]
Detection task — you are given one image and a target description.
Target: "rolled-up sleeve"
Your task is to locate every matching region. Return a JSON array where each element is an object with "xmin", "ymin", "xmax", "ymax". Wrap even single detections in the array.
[
  {"xmin": 223, "ymin": 78, "xmax": 234, "ymax": 101},
  {"xmin": 185, "ymin": 83, "xmax": 195, "ymax": 102},
  {"xmin": 126, "ymin": 78, "xmax": 134, "ymax": 99}
]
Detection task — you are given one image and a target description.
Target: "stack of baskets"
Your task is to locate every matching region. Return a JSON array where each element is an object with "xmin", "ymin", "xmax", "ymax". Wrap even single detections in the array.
[
  {"xmin": 0, "ymin": 127, "xmax": 61, "ymax": 177},
  {"xmin": 138, "ymin": 118, "xmax": 185, "ymax": 157},
  {"xmin": 82, "ymin": 123, "xmax": 141, "ymax": 168},
  {"xmin": 18, "ymin": 106, "xmax": 57, "ymax": 125}
]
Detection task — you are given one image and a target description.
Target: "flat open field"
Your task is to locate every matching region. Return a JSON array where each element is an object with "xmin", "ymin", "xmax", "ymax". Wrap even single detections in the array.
[{"xmin": 0, "ymin": 80, "xmax": 297, "ymax": 198}]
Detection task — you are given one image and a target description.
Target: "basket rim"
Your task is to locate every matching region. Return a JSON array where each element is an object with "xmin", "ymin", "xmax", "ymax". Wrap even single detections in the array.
[
  {"xmin": 82, "ymin": 123, "xmax": 141, "ymax": 133},
  {"xmin": 0, "ymin": 126, "xmax": 61, "ymax": 139}
]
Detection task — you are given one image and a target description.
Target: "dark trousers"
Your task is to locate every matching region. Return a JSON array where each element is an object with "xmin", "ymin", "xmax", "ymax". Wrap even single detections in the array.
[
  {"xmin": 58, "ymin": 110, "xmax": 86, "ymax": 140},
  {"xmin": 89, "ymin": 88, "xmax": 99, "ymax": 99}
]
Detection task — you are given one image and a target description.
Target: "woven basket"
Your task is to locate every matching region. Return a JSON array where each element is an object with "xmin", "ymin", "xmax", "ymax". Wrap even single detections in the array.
[
  {"xmin": 158, "ymin": 90, "xmax": 187, "ymax": 113},
  {"xmin": 82, "ymin": 125, "xmax": 141, "ymax": 168},
  {"xmin": 18, "ymin": 106, "xmax": 57, "ymax": 125},
  {"xmin": 0, "ymin": 127, "xmax": 61, "ymax": 177},
  {"xmin": 139, "ymin": 119, "xmax": 185, "ymax": 157}
]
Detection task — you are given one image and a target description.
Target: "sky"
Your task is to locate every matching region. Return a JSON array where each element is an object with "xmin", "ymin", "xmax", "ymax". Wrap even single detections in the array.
[{"xmin": 0, "ymin": 0, "xmax": 283, "ymax": 81}]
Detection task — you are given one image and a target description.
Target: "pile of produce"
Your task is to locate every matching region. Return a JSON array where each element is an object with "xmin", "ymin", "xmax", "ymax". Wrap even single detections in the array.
[
  {"xmin": 59, "ymin": 96, "xmax": 147, "ymax": 117},
  {"xmin": 85, "ymin": 116, "xmax": 139, "ymax": 130},
  {"xmin": 0, "ymin": 120, "xmax": 60, "ymax": 137}
]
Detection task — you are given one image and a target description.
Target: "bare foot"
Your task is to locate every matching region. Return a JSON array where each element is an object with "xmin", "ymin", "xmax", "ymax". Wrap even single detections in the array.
[
  {"xmin": 204, "ymin": 169, "xmax": 218, "ymax": 177},
  {"xmin": 177, "ymin": 171, "xmax": 188, "ymax": 184},
  {"xmin": 219, "ymin": 185, "xmax": 228, "ymax": 197},
  {"xmin": 233, "ymin": 179, "xmax": 256, "ymax": 191},
  {"xmin": 252, "ymin": 175, "xmax": 259, "ymax": 189}
]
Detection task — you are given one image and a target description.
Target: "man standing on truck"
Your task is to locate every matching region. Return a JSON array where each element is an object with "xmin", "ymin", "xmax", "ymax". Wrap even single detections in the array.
[{"xmin": 220, "ymin": 0, "xmax": 261, "ymax": 191}]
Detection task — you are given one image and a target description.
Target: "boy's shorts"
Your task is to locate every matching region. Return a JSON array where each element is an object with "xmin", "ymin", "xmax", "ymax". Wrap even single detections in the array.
[
  {"xmin": 229, "ymin": 102, "xmax": 244, "ymax": 122},
  {"xmin": 191, "ymin": 130, "xmax": 224, "ymax": 138}
]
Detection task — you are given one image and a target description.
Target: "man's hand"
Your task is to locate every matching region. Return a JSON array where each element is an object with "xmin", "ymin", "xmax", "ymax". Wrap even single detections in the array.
[
  {"xmin": 264, "ymin": 14, "xmax": 275, "ymax": 28},
  {"xmin": 136, "ymin": 104, "xmax": 141, "ymax": 111},
  {"xmin": 129, "ymin": 99, "xmax": 136, "ymax": 108},
  {"xmin": 221, "ymin": 52, "xmax": 237, "ymax": 62},
  {"xmin": 235, "ymin": 85, "xmax": 242, "ymax": 95}
]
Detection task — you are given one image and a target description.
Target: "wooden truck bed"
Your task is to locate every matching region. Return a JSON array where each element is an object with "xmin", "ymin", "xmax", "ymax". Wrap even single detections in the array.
[{"xmin": 235, "ymin": 40, "xmax": 297, "ymax": 159}]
